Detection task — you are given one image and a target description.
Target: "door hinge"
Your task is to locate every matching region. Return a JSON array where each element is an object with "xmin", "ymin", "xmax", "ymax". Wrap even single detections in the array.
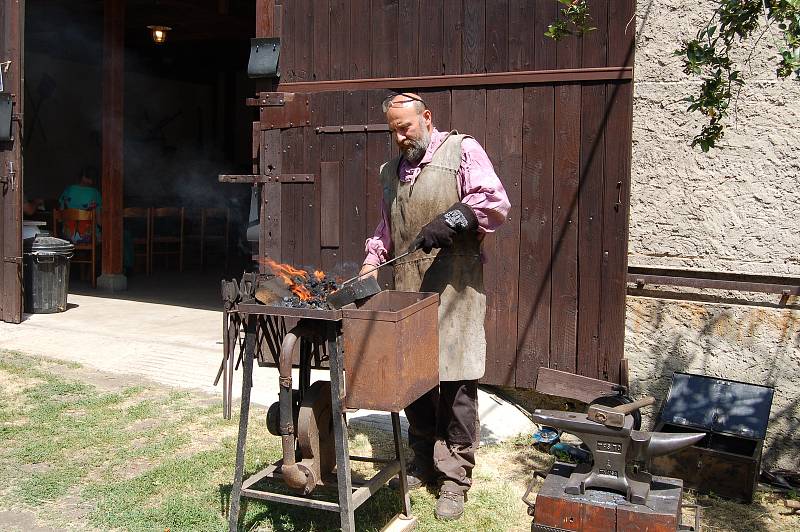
[
  {"xmin": 3, "ymin": 256, "xmax": 22, "ymax": 264},
  {"xmin": 248, "ymin": 92, "xmax": 310, "ymax": 130}
]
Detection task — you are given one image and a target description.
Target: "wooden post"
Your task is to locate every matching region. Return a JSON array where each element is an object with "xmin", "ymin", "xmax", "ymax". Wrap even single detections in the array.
[
  {"xmin": 99, "ymin": 0, "xmax": 126, "ymax": 290},
  {"xmin": 256, "ymin": 0, "xmax": 275, "ymax": 37},
  {"xmin": 0, "ymin": 0, "xmax": 24, "ymax": 323}
]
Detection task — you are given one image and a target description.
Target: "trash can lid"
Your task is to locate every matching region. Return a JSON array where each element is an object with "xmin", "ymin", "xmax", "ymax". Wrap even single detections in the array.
[{"xmin": 23, "ymin": 235, "xmax": 75, "ymax": 254}]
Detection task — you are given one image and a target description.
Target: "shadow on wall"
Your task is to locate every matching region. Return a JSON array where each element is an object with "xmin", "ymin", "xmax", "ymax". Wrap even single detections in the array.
[{"xmin": 626, "ymin": 297, "xmax": 800, "ymax": 469}]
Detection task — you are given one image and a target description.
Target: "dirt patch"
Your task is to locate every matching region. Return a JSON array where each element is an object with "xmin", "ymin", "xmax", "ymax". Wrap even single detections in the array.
[
  {"xmin": 0, "ymin": 369, "xmax": 44, "ymax": 396},
  {"xmin": 0, "ymin": 510, "xmax": 61, "ymax": 532},
  {"xmin": 20, "ymin": 463, "xmax": 52, "ymax": 474},
  {"xmin": 129, "ymin": 418, "xmax": 160, "ymax": 432}
]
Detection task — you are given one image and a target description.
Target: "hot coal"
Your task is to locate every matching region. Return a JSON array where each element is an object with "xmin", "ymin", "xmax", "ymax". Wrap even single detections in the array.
[
  {"xmin": 272, "ymin": 271, "xmax": 339, "ymax": 309},
  {"xmin": 258, "ymin": 258, "xmax": 341, "ymax": 309}
]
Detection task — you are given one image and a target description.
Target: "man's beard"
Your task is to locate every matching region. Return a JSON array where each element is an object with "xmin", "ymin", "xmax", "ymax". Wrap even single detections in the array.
[{"xmin": 401, "ymin": 123, "xmax": 431, "ymax": 164}]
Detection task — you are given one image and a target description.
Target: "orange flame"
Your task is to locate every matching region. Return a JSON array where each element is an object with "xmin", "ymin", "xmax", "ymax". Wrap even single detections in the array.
[{"xmin": 263, "ymin": 258, "xmax": 324, "ymax": 301}]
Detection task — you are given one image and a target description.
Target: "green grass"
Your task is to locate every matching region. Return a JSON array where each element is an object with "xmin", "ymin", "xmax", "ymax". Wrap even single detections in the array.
[{"xmin": 0, "ymin": 350, "xmax": 532, "ymax": 531}]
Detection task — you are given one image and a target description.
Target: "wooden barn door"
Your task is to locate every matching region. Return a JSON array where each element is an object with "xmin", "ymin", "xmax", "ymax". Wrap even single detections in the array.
[
  {"xmin": 255, "ymin": 0, "xmax": 635, "ymax": 387},
  {"xmin": 0, "ymin": 0, "xmax": 24, "ymax": 323}
]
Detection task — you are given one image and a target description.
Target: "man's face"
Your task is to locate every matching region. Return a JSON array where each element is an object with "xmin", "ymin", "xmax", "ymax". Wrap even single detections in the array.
[{"xmin": 386, "ymin": 104, "xmax": 432, "ymax": 164}]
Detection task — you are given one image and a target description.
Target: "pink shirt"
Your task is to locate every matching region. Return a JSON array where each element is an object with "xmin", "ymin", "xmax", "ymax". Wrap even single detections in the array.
[{"xmin": 364, "ymin": 128, "xmax": 511, "ymax": 266}]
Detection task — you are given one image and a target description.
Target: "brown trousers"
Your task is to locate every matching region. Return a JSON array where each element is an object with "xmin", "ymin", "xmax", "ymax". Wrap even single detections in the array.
[{"xmin": 404, "ymin": 380, "xmax": 479, "ymax": 494}]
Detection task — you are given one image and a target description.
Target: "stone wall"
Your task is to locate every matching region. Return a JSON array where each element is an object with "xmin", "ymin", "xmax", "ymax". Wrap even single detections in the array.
[{"xmin": 628, "ymin": 0, "xmax": 800, "ymax": 469}]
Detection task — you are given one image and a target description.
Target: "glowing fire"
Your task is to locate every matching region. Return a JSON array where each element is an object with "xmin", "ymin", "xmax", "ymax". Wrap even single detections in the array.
[
  {"xmin": 313, "ymin": 270, "xmax": 325, "ymax": 282},
  {"xmin": 262, "ymin": 258, "xmax": 317, "ymax": 301}
]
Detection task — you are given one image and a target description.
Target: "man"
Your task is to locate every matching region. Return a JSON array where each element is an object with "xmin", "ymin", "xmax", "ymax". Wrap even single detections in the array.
[{"xmin": 360, "ymin": 92, "xmax": 510, "ymax": 520}]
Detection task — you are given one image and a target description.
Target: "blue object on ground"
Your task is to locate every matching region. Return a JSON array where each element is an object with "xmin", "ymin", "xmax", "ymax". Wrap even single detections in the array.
[
  {"xmin": 532, "ymin": 426, "xmax": 560, "ymax": 445},
  {"xmin": 549, "ymin": 442, "xmax": 593, "ymax": 464}
]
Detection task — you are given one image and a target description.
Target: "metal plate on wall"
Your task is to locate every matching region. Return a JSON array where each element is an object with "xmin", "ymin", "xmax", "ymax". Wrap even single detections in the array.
[
  {"xmin": 247, "ymin": 38, "xmax": 280, "ymax": 79},
  {"xmin": 660, "ymin": 372, "xmax": 774, "ymax": 439},
  {"xmin": 0, "ymin": 93, "xmax": 12, "ymax": 141}
]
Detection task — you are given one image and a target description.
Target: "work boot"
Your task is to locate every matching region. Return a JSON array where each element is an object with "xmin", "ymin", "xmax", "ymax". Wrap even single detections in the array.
[
  {"xmin": 388, "ymin": 462, "xmax": 437, "ymax": 491},
  {"xmin": 435, "ymin": 489, "xmax": 466, "ymax": 521}
]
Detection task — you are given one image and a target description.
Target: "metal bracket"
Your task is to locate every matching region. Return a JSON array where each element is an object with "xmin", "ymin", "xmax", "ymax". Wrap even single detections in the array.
[
  {"xmin": 219, "ymin": 174, "xmax": 314, "ymax": 184},
  {"xmin": 247, "ymin": 37, "xmax": 280, "ymax": 79},
  {"xmin": 316, "ymin": 124, "xmax": 390, "ymax": 134},
  {"xmin": 0, "ymin": 161, "xmax": 16, "ymax": 189},
  {"xmin": 0, "ymin": 92, "xmax": 13, "ymax": 141},
  {"xmin": 248, "ymin": 92, "xmax": 310, "ymax": 130}
]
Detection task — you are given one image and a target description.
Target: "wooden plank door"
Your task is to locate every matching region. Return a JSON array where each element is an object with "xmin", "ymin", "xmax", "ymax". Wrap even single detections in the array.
[
  {"xmin": 0, "ymin": 0, "xmax": 24, "ymax": 323},
  {"xmin": 256, "ymin": 0, "xmax": 636, "ymax": 387}
]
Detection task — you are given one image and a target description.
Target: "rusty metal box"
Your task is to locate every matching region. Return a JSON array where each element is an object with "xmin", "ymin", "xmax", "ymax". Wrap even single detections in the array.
[
  {"xmin": 649, "ymin": 372, "xmax": 774, "ymax": 502},
  {"xmin": 341, "ymin": 291, "xmax": 439, "ymax": 412}
]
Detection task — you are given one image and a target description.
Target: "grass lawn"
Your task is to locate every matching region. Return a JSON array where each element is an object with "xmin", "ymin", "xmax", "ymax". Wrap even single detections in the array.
[{"xmin": 0, "ymin": 349, "xmax": 797, "ymax": 531}]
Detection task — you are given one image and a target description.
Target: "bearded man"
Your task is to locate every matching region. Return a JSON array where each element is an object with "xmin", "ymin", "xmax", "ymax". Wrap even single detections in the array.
[{"xmin": 360, "ymin": 92, "xmax": 510, "ymax": 520}]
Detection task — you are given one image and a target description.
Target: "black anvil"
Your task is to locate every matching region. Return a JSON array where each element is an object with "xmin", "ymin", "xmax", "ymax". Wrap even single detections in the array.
[{"xmin": 532, "ymin": 407, "xmax": 705, "ymax": 504}]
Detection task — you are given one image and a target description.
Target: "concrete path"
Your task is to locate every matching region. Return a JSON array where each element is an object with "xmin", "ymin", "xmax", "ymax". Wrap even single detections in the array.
[{"xmin": 0, "ymin": 294, "xmax": 534, "ymax": 444}]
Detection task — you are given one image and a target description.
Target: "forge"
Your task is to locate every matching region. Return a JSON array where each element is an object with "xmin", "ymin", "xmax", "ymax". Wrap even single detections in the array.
[{"xmin": 219, "ymin": 268, "xmax": 439, "ymax": 532}]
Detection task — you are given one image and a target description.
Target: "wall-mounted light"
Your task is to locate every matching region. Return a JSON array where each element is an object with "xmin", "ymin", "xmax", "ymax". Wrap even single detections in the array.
[{"xmin": 147, "ymin": 25, "xmax": 172, "ymax": 44}]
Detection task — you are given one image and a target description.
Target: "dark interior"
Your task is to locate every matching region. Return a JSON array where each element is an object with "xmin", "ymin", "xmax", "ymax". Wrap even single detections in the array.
[{"xmin": 23, "ymin": 0, "xmax": 257, "ymax": 287}]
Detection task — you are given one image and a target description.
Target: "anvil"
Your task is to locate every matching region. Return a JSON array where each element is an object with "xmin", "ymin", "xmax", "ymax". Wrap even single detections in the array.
[{"xmin": 532, "ymin": 408, "xmax": 706, "ymax": 504}]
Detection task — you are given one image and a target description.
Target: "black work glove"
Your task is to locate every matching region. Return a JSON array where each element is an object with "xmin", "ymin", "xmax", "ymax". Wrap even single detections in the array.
[{"xmin": 411, "ymin": 202, "xmax": 478, "ymax": 254}]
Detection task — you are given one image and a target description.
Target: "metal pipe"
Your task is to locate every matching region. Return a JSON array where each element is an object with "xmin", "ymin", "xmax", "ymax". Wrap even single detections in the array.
[{"xmin": 278, "ymin": 324, "xmax": 309, "ymax": 491}]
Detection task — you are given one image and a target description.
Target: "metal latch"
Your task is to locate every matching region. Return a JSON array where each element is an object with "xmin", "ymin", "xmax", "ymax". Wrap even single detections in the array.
[{"xmin": 0, "ymin": 161, "xmax": 15, "ymax": 189}]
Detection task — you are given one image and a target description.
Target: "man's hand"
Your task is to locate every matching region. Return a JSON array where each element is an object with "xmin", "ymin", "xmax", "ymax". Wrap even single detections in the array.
[
  {"xmin": 358, "ymin": 263, "xmax": 379, "ymax": 281},
  {"xmin": 411, "ymin": 202, "xmax": 478, "ymax": 253}
]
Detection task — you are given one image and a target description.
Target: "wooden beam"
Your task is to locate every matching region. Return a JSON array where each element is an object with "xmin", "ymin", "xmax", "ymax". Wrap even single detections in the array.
[
  {"xmin": 101, "ymin": 0, "xmax": 124, "ymax": 277},
  {"xmin": 1, "ymin": 0, "xmax": 24, "ymax": 323},
  {"xmin": 277, "ymin": 67, "xmax": 633, "ymax": 93},
  {"xmin": 256, "ymin": 0, "xmax": 276, "ymax": 37}
]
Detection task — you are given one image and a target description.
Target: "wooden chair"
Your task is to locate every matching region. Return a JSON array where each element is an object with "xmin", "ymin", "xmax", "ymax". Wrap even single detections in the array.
[
  {"xmin": 200, "ymin": 207, "xmax": 230, "ymax": 271},
  {"xmin": 53, "ymin": 208, "xmax": 97, "ymax": 288},
  {"xmin": 122, "ymin": 207, "xmax": 150, "ymax": 275},
  {"xmin": 149, "ymin": 207, "xmax": 184, "ymax": 272}
]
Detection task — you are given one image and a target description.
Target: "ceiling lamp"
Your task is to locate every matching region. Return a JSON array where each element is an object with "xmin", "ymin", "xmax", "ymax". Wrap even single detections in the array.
[{"xmin": 147, "ymin": 25, "xmax": 172, "ymax": 44}]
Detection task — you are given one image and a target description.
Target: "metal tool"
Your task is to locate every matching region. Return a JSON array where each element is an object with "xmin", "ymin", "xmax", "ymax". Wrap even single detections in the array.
[
  {"xmin": 327, "ymin": 244, "xmax": 420, "ymax": 309},
  {"xmin": 326, "ymin": 275, "xmax": 381, "ymax": 309},
  {"xmin": 586, "ymin": 395, "xmax": 655, "ymax": 428},
  {"xmin": 531, "ymin": 404, "xmax": 706, "ymax": 505},
  {"xmin": 339, "ymin": 244, "xmax": 419, "ymax": 287}
]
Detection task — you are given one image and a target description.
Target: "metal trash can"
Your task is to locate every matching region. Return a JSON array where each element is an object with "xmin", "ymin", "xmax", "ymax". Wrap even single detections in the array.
[{"xmin": 23, "ymin": 235, "xmax": 74, "ymax": 313}]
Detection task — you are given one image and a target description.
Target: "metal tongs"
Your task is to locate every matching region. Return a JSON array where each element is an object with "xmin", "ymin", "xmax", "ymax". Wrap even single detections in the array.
[
  {"xmin": 327, "ymin": 243, "xmax": 420, "ymax": 309},
  {"xmin": 339, "ymin": 243, "xmax": 420, "ymax": 286}
]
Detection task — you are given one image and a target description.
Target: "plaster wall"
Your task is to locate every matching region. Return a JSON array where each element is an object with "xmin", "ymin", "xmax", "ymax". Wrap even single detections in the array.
[{"xmin": 629, "ymin": 0, "xmax": 800, "ymax": 468}]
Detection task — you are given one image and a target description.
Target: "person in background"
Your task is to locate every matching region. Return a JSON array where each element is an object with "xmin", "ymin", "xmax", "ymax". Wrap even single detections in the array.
[{"xmin": 58, "ymin": 165, "xmax": 102, "ymax": 243}]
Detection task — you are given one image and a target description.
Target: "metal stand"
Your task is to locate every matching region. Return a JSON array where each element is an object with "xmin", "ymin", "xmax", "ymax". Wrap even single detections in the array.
[{"xmin": 227, "ymin": 317, "xmax": 414, "ymax": 532}]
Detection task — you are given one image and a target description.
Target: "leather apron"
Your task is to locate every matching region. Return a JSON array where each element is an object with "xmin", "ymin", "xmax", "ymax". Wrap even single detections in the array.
[{"xmin": 380, "ymin": 132, "xmax": 487, "ymax": 381}]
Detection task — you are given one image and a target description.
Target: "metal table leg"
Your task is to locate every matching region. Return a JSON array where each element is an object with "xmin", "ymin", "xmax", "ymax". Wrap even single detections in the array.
[
  {"xmin": 326, "ymin": 322, "xmax": 355, "ymax": 531},
  {"xmin": 391, "ymin": 412, "xmax": 412, "ymax": 518},
  {"xmin": 228, "ymin": 316, "xmax": 256, "ymax": 532}
]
